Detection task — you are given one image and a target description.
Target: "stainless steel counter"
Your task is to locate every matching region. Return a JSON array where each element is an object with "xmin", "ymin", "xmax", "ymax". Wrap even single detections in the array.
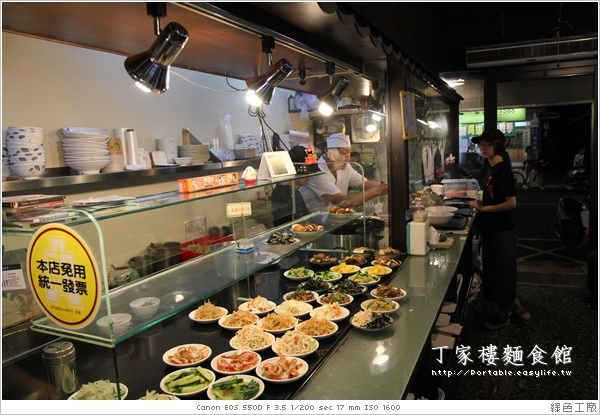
[{"xmin": 295, "ymin": 236, "xmax": 470, "ymax": 399}]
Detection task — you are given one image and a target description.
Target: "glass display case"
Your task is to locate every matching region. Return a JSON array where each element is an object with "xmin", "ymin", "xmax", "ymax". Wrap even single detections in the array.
[{"xmin": 2, "ymin": 171, "xmax": 372, "ymax": 348}]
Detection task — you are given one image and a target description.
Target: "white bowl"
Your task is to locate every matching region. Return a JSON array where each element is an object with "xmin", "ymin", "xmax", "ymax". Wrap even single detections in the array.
[
  {"xmin": 283, "ymin": 267, "xmax": 314, "ymax": 281},
  {"xmin": 9, "ymin": 163, "xmax": 45, "ymax": 179},
  {"xmin": 129, "ymin": 297, "xmax": 160, "ymax": 319},
  {"xmin": 257, "ymin": 314, "xmax": 298, "ymax": 334},
  {"xmin": 360, "ymin": 298, "xmax": 400, "ymax": 314},
  {"xmin": 210, "ymin": 350, "xmax": 262, "ymax": 375},
  {"xmin": 256, "ymin": 356, "xmax": 309, "ymax": 384},
  {"xmin": 425, "ymin": 206, "xmax": 458, "ymax": 213},
  {"xmin": 160, "ymin": 367, "xmax": 215, "ymax": 397},
  {"xmin": 282, "ymin": 290, "xmax": 319, "ymax": 303},
  {"xmin": 274, "ymin": 300, "xmax": 313, "ymax": 318},
  {"xmin": 427, "ymin": 211, "xmax": 454, "ymax": 226},
  {"xmin": 96, "ymin": 313, "xmax": 132, "ymax": 336},
  {"xmin": 271, "ymin": 332, "xmax": 319, "ymax": 357},
  {"xmin": 294, "ymin": 319, "xmax": 339, "ymax": 339},
  {"xmin": 69, "ymin": 382, "xmax": 128, "ymax": 400},
  {"xmin": 162, "ymin": 343, "xmax": 212, "ymax": 368},
  {"xmin": 207, "ymin": 374, "xmax": 264, "ymax": 400},
  {"xmin": 174, "ymin": 157, "xmax": 193, "ymax": 166}
]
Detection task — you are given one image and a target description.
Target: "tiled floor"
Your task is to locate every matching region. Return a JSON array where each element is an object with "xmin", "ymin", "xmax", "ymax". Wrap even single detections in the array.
[{"xmin": 450, "ymin": 181, "xmax": 597, "ymax": 400}]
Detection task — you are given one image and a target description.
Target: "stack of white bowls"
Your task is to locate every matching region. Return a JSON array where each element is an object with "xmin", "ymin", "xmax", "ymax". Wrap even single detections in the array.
[
  {"xmin": 61, "ymin": 127, "xmax": 110, "ymax": 174},
  {"xmin": 5, "ymin": 126, "xmax": 46, "ymax": 180}
]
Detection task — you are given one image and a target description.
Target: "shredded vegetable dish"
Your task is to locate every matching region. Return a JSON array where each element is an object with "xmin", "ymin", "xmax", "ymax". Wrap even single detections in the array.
[
  {"xmin": 273, "ymin": 331, "xmax": 318, "ymax": 356},
  {"xmin": 311, "ymin": 303, "xmax": 343, "ymax": 320},
  {"xmin": 364, "ymin": 298, "xmax": 396, "ymax": 312},
  {"xmin": 276, "ymin": 300, "xmax": 311, "ymax": 315},
  {"xmin": 138, "ymin": 390, "xmax": 178, "ymax": 400},
  {"xmin": 71, "ymin": 380, "xmax": 123, "ymax": 400},
  {"xmin": 319, "ymin": 292, "xmax": 351, "ymax": 305},
  {"xmin": 194, "ymin": 300, "xmax": 227, "ymax": 320},
  {"xmin": 259, "ymin": 312, "xmax": 297, "ymax": 331},
  {"xmin": 221, "ymin": 310, "xmax": 259, "ymax": 328},
  {"xmin": 295, "ymin": 318, "xmax": 336, "ymax": 337},
  {"xmin": 244, "ymin": 296, "xmax": 272, "ymax": 312},
  {"xmin": 230, "ymin": 325, "xmax": 273, "ymax": 350},
  {"xmin": 348, "ymin": 272, "xmax": 380, "ymax": 284}
]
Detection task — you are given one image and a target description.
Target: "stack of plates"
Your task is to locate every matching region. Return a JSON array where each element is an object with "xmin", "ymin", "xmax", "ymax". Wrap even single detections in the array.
[
  {"xmin": 61, "ymin": 127, "xmax": 110, "ymax": 175},
  {"xmin": 5, "ymin": 126, "xmax": 46, "ymax": 180},
  {"xmin": 178, "ymin": 145, "xmax": 210, "ymax": 165}
]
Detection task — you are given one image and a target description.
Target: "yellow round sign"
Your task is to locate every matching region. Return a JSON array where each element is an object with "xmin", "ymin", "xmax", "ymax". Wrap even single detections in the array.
[{"xmin": 27, "ymin": 223, "xmax": 101, "ymax": 329}]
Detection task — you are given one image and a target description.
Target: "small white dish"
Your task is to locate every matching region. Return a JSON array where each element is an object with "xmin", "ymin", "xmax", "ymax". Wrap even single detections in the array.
[
  {"xmin": 218, "ymin": 312, "xmax": 259, "ymax": 331},
  {"xmin": 162, "ymin": 344, "xmax": 212, "ymax": 368},
  {"xmin": 129, "ymin": 297, "xmax": 160, "ymax": 319},
  {"xmin": 238, "ymin": 300, "xmax": 276, "ymax": 316},
  {"xmin": 309, "ymin": 305, "xmax": 350, "ymax": 322},
  {"xmin": 256, "ymin": 356, "xmax": 309, "ymax": 384},
  {"xmin": 257, "ymin": 314, "xmax": 299, "ymax": 334},
  {"xmin": 69, "ymin": 382, "xmax": 128, "ymax": 400},
  {"xmin": 294, "ymin": 319, "xmax": 339, "ymax": 339},
  {"xmin": 207, "ymin": 374, "xmax": 264, "ymax": 400},
  {"xmin": 188, "ymin": 306, "xmax": 228, "ymax": 324},
  {"xmin": 160, "ymin": 367, "xmax": 215, "ymax": 397},
  {"xmin": 174, "ymin": 157, "xmax": 193, "ymax": 166},
  {"xmin": 360, "ymin": 298, "xmax": 400, "ymax": 314},
  {"xmin": 210, "ymin": 350, "xmax": 262, "ymax": 375}
]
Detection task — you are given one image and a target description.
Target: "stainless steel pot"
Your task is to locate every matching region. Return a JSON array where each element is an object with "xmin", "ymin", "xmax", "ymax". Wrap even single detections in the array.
[{"xmin": 209, "ymin": 225, "xmax": 233, "ymax": 237}]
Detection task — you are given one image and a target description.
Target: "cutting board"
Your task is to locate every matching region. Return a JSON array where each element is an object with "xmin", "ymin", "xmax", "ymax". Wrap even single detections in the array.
[{"xmin": 430, "ymin": 238, "xmax": 454, "ymax": 249}]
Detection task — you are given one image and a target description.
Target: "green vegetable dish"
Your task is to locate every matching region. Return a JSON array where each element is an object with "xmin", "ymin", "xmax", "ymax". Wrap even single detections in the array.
[
  {"xmin": 210, "ymin": 375, "xmax": 262, "ymax": 400},
  {"xmin": 162, "ymin": 367, "xmax": 213, "ymax": 395}
]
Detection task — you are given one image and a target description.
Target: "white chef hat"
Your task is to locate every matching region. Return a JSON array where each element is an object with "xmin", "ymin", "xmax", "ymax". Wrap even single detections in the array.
[{"xmin": 326, "ymin": 133, "xmax": 351, "ymax": 148}]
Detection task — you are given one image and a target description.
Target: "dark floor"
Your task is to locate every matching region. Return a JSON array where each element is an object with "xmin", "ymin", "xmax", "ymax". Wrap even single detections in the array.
[{"xmin": 452, "ymin": 180, "xmax": 598, "ymax": 400}]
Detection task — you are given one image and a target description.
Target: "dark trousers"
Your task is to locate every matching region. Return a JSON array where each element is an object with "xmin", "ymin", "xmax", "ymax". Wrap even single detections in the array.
[{"xmin": 481, "ymin": 229, "xmax": 517, "ymax": 310}]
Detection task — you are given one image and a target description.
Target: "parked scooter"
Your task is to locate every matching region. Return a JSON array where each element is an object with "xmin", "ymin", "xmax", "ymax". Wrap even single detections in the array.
[
  {"xmin": 552, "ymin": 195, "xmax": 589, "ymax": 250},
  {"xmin": 565, "ymin": 164, "xmax": 590, "ymax": 190}
]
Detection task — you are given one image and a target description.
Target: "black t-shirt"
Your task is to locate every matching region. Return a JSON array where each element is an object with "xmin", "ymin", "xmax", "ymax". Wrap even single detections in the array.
[{"xmin": 476, "ymin": 160, "xmax": 515, "ymax": 233}]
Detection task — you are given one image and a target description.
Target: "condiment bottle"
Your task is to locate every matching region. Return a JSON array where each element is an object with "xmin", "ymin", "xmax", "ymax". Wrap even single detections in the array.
[{"xmin": 42, "ymin": 341, "xmax": 79, "ymax": 399}]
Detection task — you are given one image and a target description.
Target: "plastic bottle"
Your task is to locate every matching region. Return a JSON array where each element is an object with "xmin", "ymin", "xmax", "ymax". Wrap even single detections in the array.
[{"xmin": 220, "ymin": 114, "xmax": 234, "ymax": 150}]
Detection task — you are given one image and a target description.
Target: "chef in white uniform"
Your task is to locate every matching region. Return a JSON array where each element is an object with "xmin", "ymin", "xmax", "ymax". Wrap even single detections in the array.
[{"xmin": 299, "ymin": 133, "xmax": 388, "ymax": 212}]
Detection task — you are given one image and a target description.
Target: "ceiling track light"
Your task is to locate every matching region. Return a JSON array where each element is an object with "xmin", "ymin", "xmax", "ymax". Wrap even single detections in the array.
[
  {"xmin": 317, "ymin": 75, "xmax": 350, "ymax": 116},
  {"xmin": 124, "ymin": 3, "xmax": 189, "ymax": 93},
  {"xmin": 244, "ymin": 36, "xmax": 293, "ymax": 107}
]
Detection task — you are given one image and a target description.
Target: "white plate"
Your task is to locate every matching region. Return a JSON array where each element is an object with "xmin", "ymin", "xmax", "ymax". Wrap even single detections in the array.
[
  {"xmin": 188, "ymin": 306, "xmax": 228, "ymax": 324},
  {"xmin": 309, "ymin": 305, "xmax": 350, "ymax": 322},
  {"xmin": 207, "ymin": 374, "xmax": 264, "ymax": 400},
  {"xmin": 360, "ymin": 299, "xmax": 400, "ymax": 314},
  {"xmin": 282, "ymin": 290, "xmax": 319, "ymax": 303},
  {"xmin": 313, "ymin": 270, "xmax": 342, "ymax": 283},
  {"xmin": 316, "ymin": 293, "xmax": 353, "ymax": 307},
  {"xmin": 370, "ymin": 286, "xmax": 407, "ymax": 301},
  {"xmin": 218, "ymin": 312, "xmax": 259, "ymax": 331},
  {"xmin": 348, "ymin": 273, "xmax": 382, "ymax": 286},
  {"xmin": 68, "ymin": 382, "xmax": 128, "ymax": 400},
  {"xmin": 283, "ymin": 268, "xmax": 314, "ymax": 281},
  {"xmin": 256, "ymin": 356, "xmax": 309, "ymax": 384},
  {"xmin": 271, "ymin": 333, "xmax": 319, "ymax": 357},
  {"xmin": 332, "ymin": 281, "xmax": 368, "ymax": 295},
  {"xmin": 294, "ymin": 319, "xmax": 339, "ymax": 339},
  {"xmin": 360, "ymin": 265, "xmax": 393, "ymax": 277},
  {"xmin": 210, "ymin": 350, "xmax": 262, "ymax": 375},
  {"xmin": 229, "ymin": 329, "xmax": 275, "ymax": 352},
  {"xmin": 350, "ymin": 312, "xmax": 394, "ymax": 331},
  {"xmin": 155, "ymin": 163, "xmax": 178, "ymax": 167},
  {"xmin": 160, "ymin": 367, "xmax": 215, "ymax": 397},
  {"xmin": 257, "ymin": 314, "xmax": 299, "ymax": 334},
  {"xmin": 274, "ymin": 300, "xmax": 313, "ymax": 317},
  {"xmin": 329, "ymin": 264, "xmax": 361, "ymax": 275},
  {"xmin": 238, "ymin": 300, "xmax": 276, "ymax": 316},
  {"xmin": 162, "ymin": 344, "xmax": 212, "ymax": 367}
]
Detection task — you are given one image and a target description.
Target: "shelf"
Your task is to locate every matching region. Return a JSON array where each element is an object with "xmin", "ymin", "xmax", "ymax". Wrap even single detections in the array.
[
  {"xmin": 2, "ymin": 173, "xmax": 324, "ymax": 235},
  {"xmin": 29, "ymin": 211, "xmax": 363, "ymax": 347},
  {"xmin": 1, "ymin": 159, "xmax": 261, "ymax": 196}
]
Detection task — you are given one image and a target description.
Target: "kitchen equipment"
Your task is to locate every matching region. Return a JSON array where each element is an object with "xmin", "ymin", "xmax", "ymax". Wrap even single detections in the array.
[
  {"xmin": 209, "ymin": 225, "xmax": 233, "ymax": 237},
  {"xmin": 426, "ymin": 211, "xmax": 454, "ymax": 226},
  {"xmin": 42, "ymin": 341, "xmax": 79, "ymax": 399},
  {"xmin": 129, "ymin": 255, "xmax": 155, "ymax": 278},
  {"xmin": 158, "ymin": 241, "xmax": 181, "ymax": 269}
]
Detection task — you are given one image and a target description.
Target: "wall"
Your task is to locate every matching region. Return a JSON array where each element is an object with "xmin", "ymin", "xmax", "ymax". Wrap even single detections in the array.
[{"xmin": 1, "ymin": 33, "xmax": 294, "ymax": 168}]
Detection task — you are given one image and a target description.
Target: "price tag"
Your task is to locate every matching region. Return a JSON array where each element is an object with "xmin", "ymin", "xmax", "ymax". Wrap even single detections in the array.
[
  {"xmin": 226, "ymin": 202, "xmax": 252, "ymax": 218},
  {"xmin": 2, "ymin": 264, "xmax": 26, "ymax": 291}
]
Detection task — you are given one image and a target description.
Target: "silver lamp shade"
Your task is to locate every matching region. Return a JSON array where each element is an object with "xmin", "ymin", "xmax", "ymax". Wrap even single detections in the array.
[
  {"xmin": 124, "ymin": 22, "xmax": 189, "ymax": 93},
  {"xmin": 317, "ymin": 76, "xmax": 350, "ymax": 116},
  {"xmin": 245, "ymin": 58, "xmax": 294, "ymax": 106}
]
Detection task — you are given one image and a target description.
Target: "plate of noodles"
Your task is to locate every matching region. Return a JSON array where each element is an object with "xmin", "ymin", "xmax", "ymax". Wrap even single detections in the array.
[{"xmin": 189, "ymin": 301, "xmax": 228, "ymax": 323}]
